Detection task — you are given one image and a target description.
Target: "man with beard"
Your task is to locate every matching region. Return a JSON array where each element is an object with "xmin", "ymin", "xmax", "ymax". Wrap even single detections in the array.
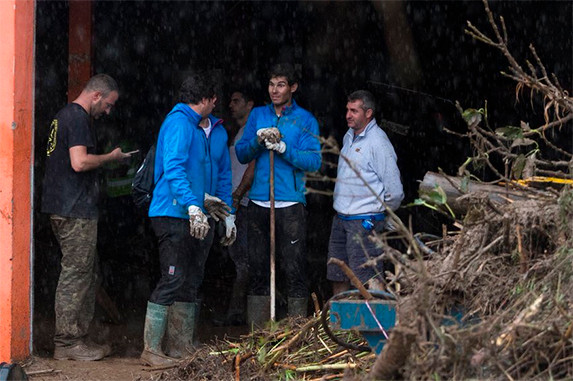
[{"xmin": 42, "ymin": 74, "xmax": 132, "ymax": 361}]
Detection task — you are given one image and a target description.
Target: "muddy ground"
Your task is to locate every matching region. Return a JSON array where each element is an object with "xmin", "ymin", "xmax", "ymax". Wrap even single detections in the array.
[
  {"xmin": 26, "ymin": 316, "xmax": 250, "ymax": 381},
  {"xmin": 28, "ymin": 249, "xmax": 254, "ymax": 381}
]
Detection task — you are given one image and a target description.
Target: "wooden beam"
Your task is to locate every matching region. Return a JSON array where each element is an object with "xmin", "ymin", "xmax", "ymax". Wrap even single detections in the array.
[
  {"xmin": 0, "ymin": 0, "xmax": 35, "ymax": 362},
  {"xmin": 68, "ymin": 0, "xmax": 92, "ymax": 102}
]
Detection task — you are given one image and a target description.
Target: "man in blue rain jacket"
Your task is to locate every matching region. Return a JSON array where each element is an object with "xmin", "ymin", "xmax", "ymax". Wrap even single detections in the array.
[
  {"xmin": 141, "ymin": 73, "xmax": 235, "ymax": 366},
  {"xmin": 235, "ymin": 63, "xmax": 321, "ymax": 326}
]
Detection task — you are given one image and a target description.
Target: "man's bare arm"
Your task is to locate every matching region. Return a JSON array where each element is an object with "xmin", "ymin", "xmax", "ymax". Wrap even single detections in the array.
[
  {"xmin": 69, "ymin": 145, "xmax": 132, "ymax": 172},
  {"xmin": 232, "ymin": 161, "xmax": 255, "ymax": 209}
]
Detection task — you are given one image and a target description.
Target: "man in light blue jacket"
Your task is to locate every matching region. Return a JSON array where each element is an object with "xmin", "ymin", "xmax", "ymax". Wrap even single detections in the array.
[
  {"xmin": 141, "ymin": 73, "xmax": 236, "ymax": 366},
  {"xmin": 236, "ymin": 63, "xmax": 321, "ymax": 326},
  {"xmin": 327, "ymin": 90, "xmax": 404, "ymax": 295}
]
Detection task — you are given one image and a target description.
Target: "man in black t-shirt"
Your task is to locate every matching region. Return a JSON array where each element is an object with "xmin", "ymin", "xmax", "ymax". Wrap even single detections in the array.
[{"xmin": 41, "ymin": 74, "xmax": 133, "ymax": 361}]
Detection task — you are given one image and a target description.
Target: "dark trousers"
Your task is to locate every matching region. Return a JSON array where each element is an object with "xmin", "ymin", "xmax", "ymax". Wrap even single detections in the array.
[
  {"xmin": 247, "ymin": 202, "xmax": 308, "ymax": 298},
  {"xmin": 326, "ymin": 215, "xmax": 385, "ymax": 284},
  {"xmin": 226, "ymin": 206, "xmax": 249, "ymax": 314},
  {"xmin": 149, "ymin": 217, "xmax": 214, "ymax": 305}
]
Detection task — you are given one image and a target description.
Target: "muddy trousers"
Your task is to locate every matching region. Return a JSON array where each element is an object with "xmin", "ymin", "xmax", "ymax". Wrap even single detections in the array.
[
  {"xmin": 247, "ymin": 202, "xmax": 308, "ymax": 298},
  {"xmin": 149, "ymin": 217, "xmax": 215, "ymax": 305},
  {"xmin": 50, "ymin": 215, "xmax": 98, "ymax": 348}
]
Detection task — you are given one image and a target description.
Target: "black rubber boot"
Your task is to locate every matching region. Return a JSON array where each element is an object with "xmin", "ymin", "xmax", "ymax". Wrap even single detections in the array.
[
  {"xmin": 287, "ymin": 297, "xmax": 308, "ymax": 318},
  {"xmin": 246, "ymin": 295, "xmax": 270, "ymax": 329}
]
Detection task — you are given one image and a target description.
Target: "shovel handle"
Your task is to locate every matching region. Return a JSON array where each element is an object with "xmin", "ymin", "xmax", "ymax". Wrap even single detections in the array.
[{"xmin": 269, "ymin": 150, "xmax": 276, "ymax": 321}]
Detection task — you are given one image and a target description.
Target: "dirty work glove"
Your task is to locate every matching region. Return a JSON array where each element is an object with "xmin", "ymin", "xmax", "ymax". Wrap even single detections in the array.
[
  {"xmin": 256, "ymin": 127, "xmax": 281, "ymax": 145},
  {"xmin": 220, "ymin": 214, "xmax": 237, "ymax": 246},
  {"xmin": 204, "ymin": 193, "xmax": 231, "ymax": 222},
  {"xmin": 188, "ymin": 205, "xmax": 210, "ymax": 240},
  {"xmin": 264, "ymin": 140, "xmax": 286, "ymax": 154}
]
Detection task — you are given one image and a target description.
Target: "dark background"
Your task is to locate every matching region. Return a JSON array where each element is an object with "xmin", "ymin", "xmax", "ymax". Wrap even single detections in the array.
[{"xmin": 33, "ymin": 0, "xmax": 572, "ymax": 355}]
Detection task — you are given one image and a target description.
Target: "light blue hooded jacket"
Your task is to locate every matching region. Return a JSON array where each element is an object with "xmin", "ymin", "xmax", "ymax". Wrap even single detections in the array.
[{"xmin": 149, "ymin": 103, "xmax": 232, "ymax": 219}]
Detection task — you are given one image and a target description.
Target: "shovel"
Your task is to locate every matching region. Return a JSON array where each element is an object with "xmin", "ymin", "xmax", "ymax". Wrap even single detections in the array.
[{"xmin": 269, "ymin": 150, "xmax": 276, "ymax": 321}]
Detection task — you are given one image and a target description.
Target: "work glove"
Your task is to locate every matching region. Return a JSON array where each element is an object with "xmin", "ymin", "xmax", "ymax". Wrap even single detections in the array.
[
  {"xmin": 256, "ymin": 127, "xmax": 281, "ymax": 145},
  {"xmin": 220, "ymin": 214, "xmax": 237, "ymax": 246},
  {"xmin": 264, "ymin": 140, "xmax": 287, "ymax": 154},
  {"xmin": 204, "ymin": 193, "xmax": 231, "ymax": 222},
  {"xmin": 188, "ymin": 205, "xmax": 210, "ymax": 240}
]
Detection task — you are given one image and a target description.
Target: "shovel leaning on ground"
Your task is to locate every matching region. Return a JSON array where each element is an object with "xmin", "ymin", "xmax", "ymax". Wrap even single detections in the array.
[{"xmin": 269, "ymin": 150, "xmax": 276, "ymax": 321}]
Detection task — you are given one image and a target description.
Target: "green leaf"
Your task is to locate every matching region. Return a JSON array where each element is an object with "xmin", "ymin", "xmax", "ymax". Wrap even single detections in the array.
[
  {"xmin": 460, "ymin": 176, "xmax": 470, "ymax": 193},
  {"xmin": 495, "ymin": 126, "xmax": 523, "ymax": 139},
  {"xmin": 424, "ymin": 184, "xmax": 447, "ymax": 205},
  {"xmin": 510, "ymin": 138, "xmax": 536, "ymax": 148},
  {"xmin": 512, "ymin": 154, "xmax": 526, "ymax": 179},
  {"xmin": 462, "ymin": 108, "xmax": 483, "ymax": 125}
]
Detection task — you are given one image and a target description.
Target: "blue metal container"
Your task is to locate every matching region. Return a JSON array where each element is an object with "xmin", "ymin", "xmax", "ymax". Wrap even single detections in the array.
[{"xmin": 330, "ymin": 293, "xmax": 396, "ymax": 354}]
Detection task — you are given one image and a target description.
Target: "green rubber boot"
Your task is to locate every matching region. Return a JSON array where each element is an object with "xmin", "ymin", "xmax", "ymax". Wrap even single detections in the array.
[
  {"xmin": 288, "ymin": 297, "xmax": 308, "ymax": 318},
  {"xmin": 140, "ymin": 302, "xmax": 178, "ymax": 366},
  {"xmin": 246, "ymin": 295, "xmax": 270, "ymax": 329},
  {"xmin": 165, "ymin": 302, "xmax": 197, "ymax": 358}
]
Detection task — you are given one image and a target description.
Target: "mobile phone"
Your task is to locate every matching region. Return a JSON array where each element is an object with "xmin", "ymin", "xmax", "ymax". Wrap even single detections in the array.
[{"xmin": 126, "ymin": 150, "xmax": 140, "ymax": 155}]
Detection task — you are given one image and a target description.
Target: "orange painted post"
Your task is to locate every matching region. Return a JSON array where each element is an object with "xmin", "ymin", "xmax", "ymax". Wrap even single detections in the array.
[
  {"xmin": 0, "ymin": 0, "xmax": 35, "ymax": 362},
  {"xmin": 68, "ymin": 0, "xmax": 93, "ymax": 102}
]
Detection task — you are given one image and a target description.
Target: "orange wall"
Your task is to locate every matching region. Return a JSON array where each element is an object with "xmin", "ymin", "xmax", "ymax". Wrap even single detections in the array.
[{"xmin": 0, "ymin": 0, "xmax": 35, "ymax": 362}]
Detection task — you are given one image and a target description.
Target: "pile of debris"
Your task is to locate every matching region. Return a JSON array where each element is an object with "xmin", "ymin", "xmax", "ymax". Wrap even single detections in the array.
[
  {"xmin": 155, "ymin": 182, "xmax": 571, "ymax": 380},
  {"xmin": 392, "ymin": 188, "xmax": 573, "ymax": 380},
  {"xmin": 158, "ymin": 314, "xmax": 377, "ymax": 380}
]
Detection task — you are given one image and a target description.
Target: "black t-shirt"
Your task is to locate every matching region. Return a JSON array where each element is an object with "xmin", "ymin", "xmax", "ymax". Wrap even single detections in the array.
[{"xmin": 41, "ymin": 103, "xmax": 99, "ymax": 219}]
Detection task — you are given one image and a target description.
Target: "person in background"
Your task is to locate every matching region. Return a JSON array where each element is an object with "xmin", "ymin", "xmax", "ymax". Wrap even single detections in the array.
[
  {"xmin": 41, "ymin": 74, "xmax": 132, "ymax": 361},
  {"xmin": 327, "ymin": 90, "xmax": 404, "ymax": 295},
  {"xmin": 235, "ymin": 63, "xmax": 321, "ymax": 326},
  {"xmin": 213, "ymin": 88, "xmax": 255, "ymax": 326},
  {"xmin": 141, "ymin": 72, "xmax": 235, "ymax": 366}
]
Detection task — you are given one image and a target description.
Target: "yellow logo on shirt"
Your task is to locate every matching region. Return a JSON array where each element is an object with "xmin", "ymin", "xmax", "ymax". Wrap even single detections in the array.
[{"xmin": 46, "ymin": 119, "xmax": 58, "ymax": 157}]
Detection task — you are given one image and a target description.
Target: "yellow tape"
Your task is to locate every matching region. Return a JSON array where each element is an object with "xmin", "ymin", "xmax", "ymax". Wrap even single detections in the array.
[{"xmin": 514, "ymin": 176, "xmax": 573, "ymax": 185}]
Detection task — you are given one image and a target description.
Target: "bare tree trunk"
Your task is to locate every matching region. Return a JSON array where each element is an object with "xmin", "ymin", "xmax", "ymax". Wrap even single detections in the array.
[{"xmin": 419, "ymin": 171, "xmax": 527, "ymax": 215}]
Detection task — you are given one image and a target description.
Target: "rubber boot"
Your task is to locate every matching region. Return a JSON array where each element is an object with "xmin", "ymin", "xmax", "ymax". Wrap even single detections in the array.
[
  {"xmin": 213, "ymin": 283, "xmax": 247, "ymax": 326},
  {"xmin": 193, "ymin": 299, "xmax": 201, "ymax": 346},
  {"xmin": 246, "ymin": 295, "xmax": 270, "ymax": 329},
  {"xmin": 288, "ymin": 297, "xmax": 308, "ymax": 318},
  {"xmin": 226, "ymin": 263, "xmax": 248, "ymax": 325},
  {"xmin": 140, "ymin": 302, "xmax": 177, "ymax": 366},
  {"xmin": 165, "ymin": 302, "xmax": 196, "ymax": 359}
]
